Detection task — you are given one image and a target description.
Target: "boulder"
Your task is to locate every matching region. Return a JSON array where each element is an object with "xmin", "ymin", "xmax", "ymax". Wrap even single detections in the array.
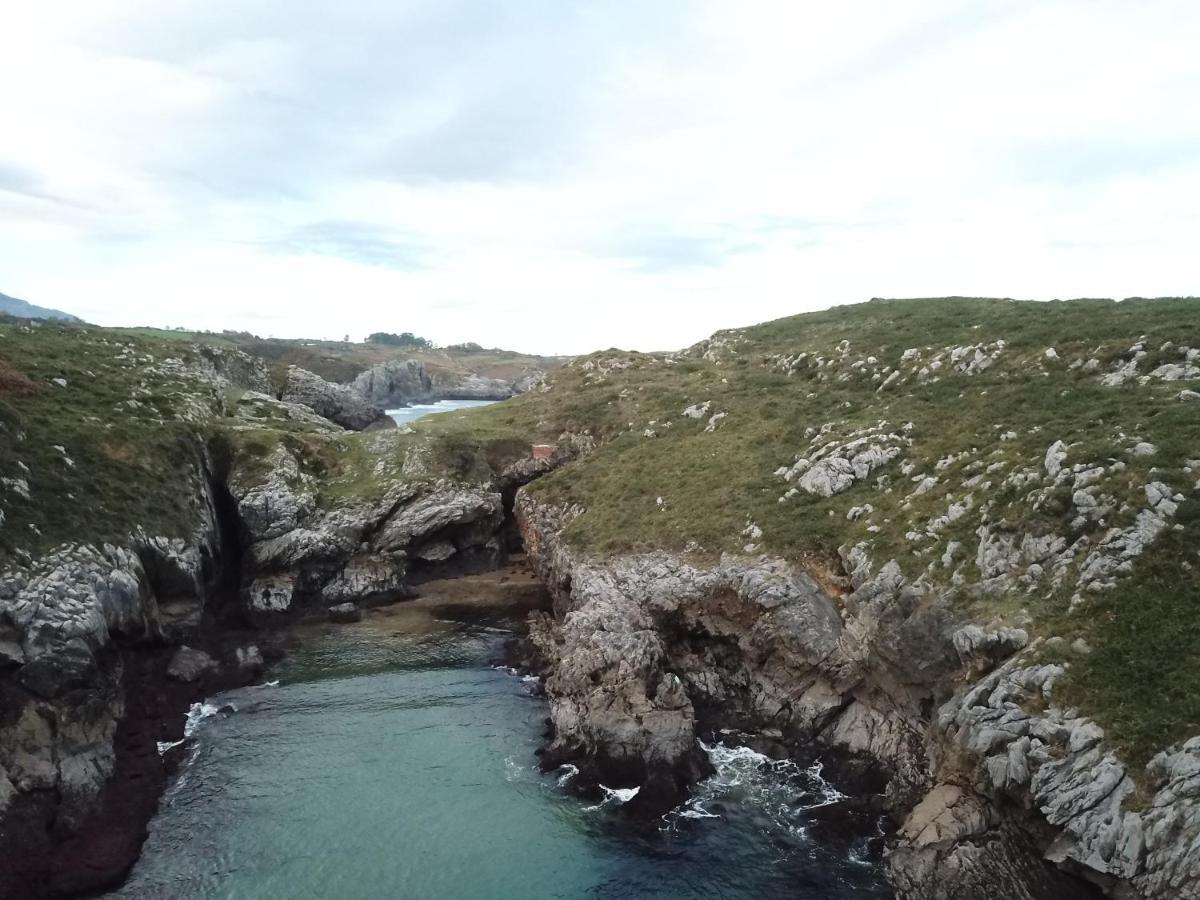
[
  {"xmin": 327, "ymin": 602, "xmax": 362, "ymax": 623},
  {"xmin": 281, "ymin": 365, "xmax": 395, "ymax": 431},
  {"xmin": 166, "ymin": 646, "xmax": 218, "ymax": 683}
]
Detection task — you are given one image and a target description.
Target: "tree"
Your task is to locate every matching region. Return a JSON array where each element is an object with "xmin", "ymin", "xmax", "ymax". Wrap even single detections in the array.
[{"xmin": 366, "ymin": 331, "xmax": 434, "ymax": 349}]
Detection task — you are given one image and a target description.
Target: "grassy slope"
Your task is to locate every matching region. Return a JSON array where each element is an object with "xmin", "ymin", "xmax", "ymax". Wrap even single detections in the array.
[
  {"xmin": 0, "ymin": 319, "xmax": 554, "ymax": 562},
  {"xmin": 0, "ymin": 319, "xmax": 221, "ymax": 557},
  {"xmin": 3, "ymin": 298, "xmax": 1198, "ymax": 768},
  {"xmin": 437, "ymin": 297, "xmax": 1200, "ymax": 768}
]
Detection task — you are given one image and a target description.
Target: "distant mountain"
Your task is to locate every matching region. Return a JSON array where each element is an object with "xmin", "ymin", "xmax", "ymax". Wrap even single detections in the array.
[{"xmin": 0, "ymin": 291, "xmax": 83, "ymax": 322}]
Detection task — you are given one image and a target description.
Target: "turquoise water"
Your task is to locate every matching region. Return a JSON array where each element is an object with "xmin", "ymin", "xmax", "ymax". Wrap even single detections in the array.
[
  {"xmin": 111, "ymin": 608, "xmax": 891, "ymax": 899},
  {"xmin": 387, "ymin": 399, "xmax": 499, "ymax": 426}
]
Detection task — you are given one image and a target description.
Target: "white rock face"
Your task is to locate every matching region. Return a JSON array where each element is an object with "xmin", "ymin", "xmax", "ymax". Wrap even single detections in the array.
[
  {"xmin": 781, "ymin": 433, "xmax": 906, "ymax": 498},
  {"xmin": 1073, "ymin": 481, "xmax": 1182, "ymax": 601},
  {"xmin": 681, "ymin": 401, "xmax": 711, "ymax": 419},
  {"xmin": 912, "ymin": 656, "xmax": 1200, "ymax": 899},
  {"xmin": 1044, "ymin": 440, "xmax": 1068, "ymax": 478}
]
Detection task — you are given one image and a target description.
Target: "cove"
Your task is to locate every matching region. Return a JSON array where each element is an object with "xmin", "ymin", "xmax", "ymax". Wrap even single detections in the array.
[{"xmin": 108, "ymin": 598, "xmax": 891, "ymax": 900}]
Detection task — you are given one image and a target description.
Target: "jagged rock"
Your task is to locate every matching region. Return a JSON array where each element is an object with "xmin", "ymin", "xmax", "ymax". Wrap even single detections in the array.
[
  {"xmin": 952, "ymin": 625, "xmax": 1028, "ymax": 673},
  {"xmin": 372, "ymin": 488, "xmax": 503, "ymax": 553},
  {"xmin": 281, "ymin": 365, "xmax": 395, "ymax": 431},
  {"xmin": 245, "ymin": 574, "xmax": 296, "ymax": 614},
  {"xmin": 1044, "ymin": 440, "xmax": 1068, "ymax": 478},
  {"xmin": 321, "ymin": 555, "xmax": 407, "ymax": 604},
  {"xmin": 414, "ymin": 540, "xmax": 457, "ymax": 563},
  {"xmin": 352, "ymin": 359, "xmax": 528, "ymax": 407},
  {"xmin": 193, "ymin": 346, "xmax": 272, "ymax": 393},
  {"xmin": 235, "ymin": 645, "xmax": 265, "ymax": 674},
  {"xmin": 327, "ymin": 602, "xmax": 362, "ymax": 623},
  {"xmin": 911, "ymin": 655, "xmax": 1200, "ymax": 899},
  {"xmin": 352, "ymin": 360, "xmax": 434, "ymax": 407},
  {"xmin": 783, "ymin": 434, "xmax": 905, "ymax": 497},
  {"xmin": 166, "ymin": 646, "xmax": 218, "ymax": 682},
  {"xmin": 233, "ymin": 390, "xmax": 342, "ymax": 431}
]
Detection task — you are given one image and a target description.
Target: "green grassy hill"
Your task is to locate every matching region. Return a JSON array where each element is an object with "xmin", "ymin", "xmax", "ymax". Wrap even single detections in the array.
[
  {"xmin": 2, "ymin": 297, "xmax": 1198, "ymax": 769},
  {"xmin": 430, "ymin": 296, "xmax": 1200, "ymax": 769}
]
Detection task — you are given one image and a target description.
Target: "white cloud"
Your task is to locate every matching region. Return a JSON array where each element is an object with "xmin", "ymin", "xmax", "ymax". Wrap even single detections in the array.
[{"xmin": 0, "ymin": 0, "xmax": 1197, "ymax": 354}]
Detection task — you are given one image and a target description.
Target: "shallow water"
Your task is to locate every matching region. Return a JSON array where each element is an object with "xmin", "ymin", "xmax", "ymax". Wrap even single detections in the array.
[
  {"xmin": 387, "ymin": 398, "xmax": 498, "ymax": 426},
  {"xmin": 111, "ymin": 610, "xmax": 891, "ymax": 899}
]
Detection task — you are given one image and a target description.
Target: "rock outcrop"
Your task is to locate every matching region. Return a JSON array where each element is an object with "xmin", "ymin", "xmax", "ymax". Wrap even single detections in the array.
[
  {"xmin": 351, "ymin": 358, "xmax": 545, "ymax": 407},
  {"xmin": 281, "ymin": 365, "xmax": 395, "ymax": 431},
  {"xmin": 352, "ymin": 360, "xmax": 433, "ymax": 408},
  {"xmin": 515, "ymin": 490, "xmax": 1200, "ymax": 900}
]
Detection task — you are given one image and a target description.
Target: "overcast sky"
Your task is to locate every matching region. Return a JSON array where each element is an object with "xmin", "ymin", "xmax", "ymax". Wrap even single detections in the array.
[{"xmin": 1, "ymin": 2, "xmax": 1198, "ymax": 353}]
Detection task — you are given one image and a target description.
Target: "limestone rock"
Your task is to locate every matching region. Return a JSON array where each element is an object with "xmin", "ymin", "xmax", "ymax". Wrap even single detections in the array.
[
  {"xmin": 166, "ymin": 646, "xmax": 218, "ymax": 682},
  {"xmin": 352, "ymin": 360, "xmax": 433, "ymax": 407},
  {"xmin": 245, "ymin": 574, "xmax": 296, "ymax": 615},
  {"xmin": 281, "ymin": 365, "xmax": 395, "ymax": 431},
  {"xmin": 327, "ymin": 602, "xmax": 362, "ymax": 623},
  {"xmin": 372, "ymin": 488, "xmax": 503, "ymax": 553}
]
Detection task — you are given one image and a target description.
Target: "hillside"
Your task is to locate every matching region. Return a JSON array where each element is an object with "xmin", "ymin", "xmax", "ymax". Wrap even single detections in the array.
[
  {"xmin": 463, "ymin": 297, "xmax": 1200, "ymax": 755},
  {"xmin": 1, "ymin": 296, "xmax": 1198, "ymax": 899},
  {"xmin": 420, "ymin": 296, "xmax": 1200, "ymax": 898},
  {"xmin": 0, "ymin": 291, "xmax": 82, "ymax": 323}
]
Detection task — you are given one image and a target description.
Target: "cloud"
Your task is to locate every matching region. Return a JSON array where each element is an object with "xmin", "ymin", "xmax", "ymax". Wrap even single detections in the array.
[
  {"xmin": 0, "ymin": 1, "xmax": 1197, "ymax": 354},
  {"xmin": 248, "ymin": 221, "xmax": 433, "ymax": 269}
]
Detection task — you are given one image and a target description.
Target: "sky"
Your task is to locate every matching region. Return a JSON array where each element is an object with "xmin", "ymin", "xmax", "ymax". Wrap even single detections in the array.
[{"xmin": 1, "ymin": 1, "xmax": 1198, "ymax": 354}]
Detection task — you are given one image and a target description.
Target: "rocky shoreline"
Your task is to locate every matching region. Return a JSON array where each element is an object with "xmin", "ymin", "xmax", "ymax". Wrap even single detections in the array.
[
  {"xmin": 4, "ymin": 303, "xmax": 1199, "ymax": 900},
  {"xmin": 510, "ymin": 491, "xmax": 1199, "ymax": 900},
  {"xmin": 3, "ymin": 447, "xmax": 1197, "ymax": 899}
]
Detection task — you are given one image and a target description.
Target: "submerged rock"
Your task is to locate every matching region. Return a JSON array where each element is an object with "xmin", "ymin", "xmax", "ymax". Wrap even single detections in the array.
[{"xmin": 327, "ymin": 602, "xmax": 362, "ymax": 623}]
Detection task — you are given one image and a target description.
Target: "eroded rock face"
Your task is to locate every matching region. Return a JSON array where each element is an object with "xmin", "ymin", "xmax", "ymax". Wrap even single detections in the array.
[
  {"xmin": 0, "ymin": 477, "xmax": 224, "ymax": 875},
  {"xmin": 518, "ymin": 493, "xmax": 932, "ymax": 812},
  {"xmin": 227, "ymin": 438, "xmax": 510, "ymax": 617},
  {"xmin": 351, "ymin": 358, "xmax": 544, "ymax": 407},
  {"xmin": 898, "ymin": 657, "xmax": 1200, "ymax": 900},
  {"xmin": 352, "ymin": 360, "xmax": 434, "ymax": 407},
  {"xmin": 281, "ymin": 365, "xmax": 395, "ymax": 431},
  {"xmin": 515, "ymin": 491, "xmax": 1198, "ymax": 900}
]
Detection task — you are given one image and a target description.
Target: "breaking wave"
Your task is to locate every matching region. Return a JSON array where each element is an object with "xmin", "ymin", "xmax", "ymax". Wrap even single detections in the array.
[{"xmin": 662, "ymin": 740, "xmax": 845, "ymax": 834}]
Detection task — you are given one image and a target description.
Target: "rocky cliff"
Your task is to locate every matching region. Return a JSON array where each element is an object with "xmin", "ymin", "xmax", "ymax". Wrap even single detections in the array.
[
  {"xmin": 2, "ymin": 298, "xmax": 1198, "ymax": 899},
  {"xmin": 0, "ymin": 319, "xmax": 566, "ymax": 896},
  {"xmin": 352, "ymin": 358, "xmax": 545, "ymax": 407},
  {"xmin": 498, "ymin": 297, "xmax": 1200, "ymax": 900}
]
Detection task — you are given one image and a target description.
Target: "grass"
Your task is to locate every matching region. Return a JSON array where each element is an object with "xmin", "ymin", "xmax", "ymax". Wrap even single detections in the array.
[
  {"xmin": 3, "ymin": 296, "xmax": 1199, "ymax": 770},
  {"xmin": 441, "ymin": 296, "xmax": 1200, "ymax": 766},
  {"xmin": 1054, "ymin": 496, "xmax": 1200, "ymax": 772},
  {"xmin": 0, "ymin": 319, "xmax": 220, "ymax": 557}
]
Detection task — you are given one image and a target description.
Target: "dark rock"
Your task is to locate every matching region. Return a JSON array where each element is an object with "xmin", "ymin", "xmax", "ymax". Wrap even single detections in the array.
[
  {"xmin": 16, "ymin": 640, "xmax": 98, "ymax": 699},
  {"xmin": 166, "ymin": 646, "xmax": 218, "ymax": 683}
]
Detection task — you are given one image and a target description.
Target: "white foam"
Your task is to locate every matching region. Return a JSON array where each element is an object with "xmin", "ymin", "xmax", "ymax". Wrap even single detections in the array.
[
  {"xmin": 583, "ymin": 784, "xmax": 641, "ymax": 811},
  {"xmin": 661, "ymin": 739, "xmax": 846, "ymax": 834},
  {"xmin": 156, "ymin": 739, "xmax": 184, "ymax": 755},
  {"xmin": 556, "ymin": 764, "xmax": 579, "ymax": 787},
  {"xmin": 183, "ymin": 700, "xmax": 235, "ymax": 738}
]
